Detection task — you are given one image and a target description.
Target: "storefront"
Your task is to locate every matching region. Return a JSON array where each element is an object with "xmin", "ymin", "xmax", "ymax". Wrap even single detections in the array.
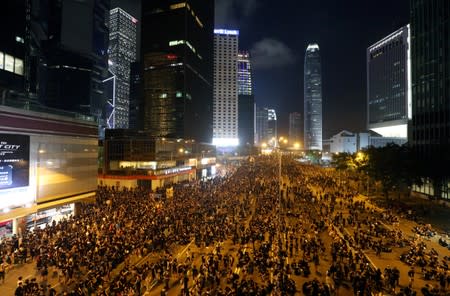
[
  {"xmin": 99, "ymin": 167, "xmax": 197, "ymax": 191},
  {"xmin": 0, "ymin": 105, "xmax": 99, "ymax": 235},
  {"xmin": 25, "ymin": 203, "xmax": 74, "ymax": 231}
]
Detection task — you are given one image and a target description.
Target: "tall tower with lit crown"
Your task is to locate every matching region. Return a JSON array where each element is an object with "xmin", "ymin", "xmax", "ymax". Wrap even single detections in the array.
[{"xmin": 304, "ymin": 43, "xmax": 322, "ymax": 151}]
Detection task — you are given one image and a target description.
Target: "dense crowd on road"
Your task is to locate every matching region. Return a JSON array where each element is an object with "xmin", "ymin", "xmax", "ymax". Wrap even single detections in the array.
[{"xmin": 0, "ymin": 156, "xmax": 450, "ymax": 295}]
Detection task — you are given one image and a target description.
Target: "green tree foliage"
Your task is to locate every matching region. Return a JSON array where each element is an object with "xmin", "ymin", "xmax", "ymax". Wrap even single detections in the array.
[
  {"xmin": 331, "ymin": 152, "xmax": 353, "ymax": 171},
  {"xmin": 331, "ymin": 144, "xmax": 422, "ymax": 199},
  {"xmin": 365, "ymin": 144, "xmax": 422, "ymax": 199}
]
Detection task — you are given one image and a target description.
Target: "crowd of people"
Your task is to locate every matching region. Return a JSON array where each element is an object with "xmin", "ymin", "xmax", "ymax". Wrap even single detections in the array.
[{"xmin": 0, "ymin": 156, "xmax": 449, "ymax": 295}]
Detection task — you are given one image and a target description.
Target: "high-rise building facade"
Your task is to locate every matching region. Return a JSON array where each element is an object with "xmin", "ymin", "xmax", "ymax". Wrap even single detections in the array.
[
  {"xmin": 108, "ymin": 7, "xmax": 137, "ymax": 128},
  {"xmin": 367, "ymin": 25, "xmax": 411, "ymax": 139},
  {"xmin": 237, "ymin": 51, "xmax": 254, "ymax": 147},
  {"xmin": 38, "ymin": 0, "xmax": 110, "ymax": 119},
  {"xmin": 129, "ymin": 62, "xmax": 143, "ymax": 130},
  {"xmin": 304, "ymin": 43, "xmax": 322, "ymax": 151},
  {"xmin": 289, "ymin": 112, "xmax": 302, "ymax": 143},
  {"xmin": 142, "ymin": 1, "xmax": 214, "ymax": 143},
  {"xmin": 255, "ymin": 107, "xmax": 268, "ymax": 145},
  {"xmin": 237, "ymin": 51, "xmax": 252, "ymax": 96},
  {"xmin": 410, "ymin": 0, "xmax": 450, "ymax": 199},
  {"xmin": 267, "ymin": 109, "xmax": 277, "ymax": 145},
  {"xmin": 0, "ymin": 1, "xmax": 26, "ymax": 98},
  {"xmin": 213, "ymin": 29, "xmax": 239, "ymax": 147}
]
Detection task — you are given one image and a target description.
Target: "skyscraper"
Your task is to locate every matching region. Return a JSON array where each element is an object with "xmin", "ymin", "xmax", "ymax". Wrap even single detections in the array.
[
  {"xmin": 367, "ymin": 25, "xmax": 411, "ymax": 139},
  {"xmin": 0, "ymin": 1, "xmax": 26, "ymax": 97},
  {"xmin": 289, "ymin": 112, "xmax": 302, "ymax": 143},
  {"xmin": 129, "ymin": 62, "xmax": 143, "ymax": 130},
  {"xmin": 237, "ymin": 51, "xmax": 252, "ymax": 96},
  {"xmin": 38, "ymin": 0, "xmax": 110, "ymax": 119},
  {"xmin": 255, "ymin": 107, "xmax": 268, "ymax": 145},
  {"xmin": 142, "ymin": 1, "xmax": 214, "ymax": 143},
  {"xmin": 410, "ymin": 0, "xmax": 450, "ymax": 199},
  {"xmin": 304, "ymin": 43, "xmax": 322, "ymax": 151},
  {"xmin": 267, "ymin": 109, "xmax": 277, "ymax": 145},
  {"xmin": 237, "ymin": 51, "xmax": 255, "ymax": 147},
  {"xmin": 213, "ymin": 29, "xmax": 239, "ymax": 147},
  {"xmin": 108, "ymin": 7, "xmax": 137, "ymax": 129}
]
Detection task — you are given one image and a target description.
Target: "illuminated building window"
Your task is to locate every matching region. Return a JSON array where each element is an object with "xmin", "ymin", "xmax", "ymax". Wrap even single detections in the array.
[
  {"xmin": 4, "ymin": 54, "xmax": 14, "ymax": 72},
  {"xmin": 170, "ymin": 3, "xmax": 186, "ymax": 10},
  {"xmin": 14, "ymin": 58, "xmax": 23, "ymax": 75},
  {"xmin": 169, "ymin": 40, "xmax": 185, "ymax": 46},
  {"xmin": 0, "ymin": 52, "xmax": 3, "ymax": 69},
  {"xmin": 195, "ymin": 16, "xmax": 204, "ymax": 28},
  {"xmin": 169, "ymin": 40, "xmax": 197, "ymax": 55},
  {"xmin": 185, "ymin": 41, "xmax": 196, "ymax": 53}
]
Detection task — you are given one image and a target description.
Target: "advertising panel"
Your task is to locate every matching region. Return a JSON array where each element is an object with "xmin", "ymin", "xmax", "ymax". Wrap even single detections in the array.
[{"xmin": 0, "ymin": 134, "xmax": 30, "ymax": 190}]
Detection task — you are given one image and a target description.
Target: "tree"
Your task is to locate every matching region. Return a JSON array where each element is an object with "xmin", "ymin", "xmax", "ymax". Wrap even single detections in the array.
[
  {"xmin": 365, "ymin": 144, "xmax": 422, "ymax": 199},
  {"xmin": 331, "ymin": 152, "xmax": 353, "ymax": 171}
]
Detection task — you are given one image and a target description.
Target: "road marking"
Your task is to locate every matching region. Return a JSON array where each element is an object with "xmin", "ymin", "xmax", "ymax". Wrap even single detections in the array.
[{"xmin": 176, "ymin": 239, "xmax": 195, "ymax": 259}]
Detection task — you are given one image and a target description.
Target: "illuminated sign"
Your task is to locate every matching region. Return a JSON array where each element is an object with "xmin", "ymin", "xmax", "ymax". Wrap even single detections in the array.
[
  {"xmin": 0, "ymin": 134, "xmax": 29, "ymax": 190},
  {"xmin": 214, "ymin": 29, "xmax": 239, "ymax": 36}
]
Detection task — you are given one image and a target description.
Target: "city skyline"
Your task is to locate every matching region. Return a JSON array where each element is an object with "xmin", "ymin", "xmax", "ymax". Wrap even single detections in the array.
[{"xmin": 112, "ymin": 0, "xmax": 410, "ymax": 139}]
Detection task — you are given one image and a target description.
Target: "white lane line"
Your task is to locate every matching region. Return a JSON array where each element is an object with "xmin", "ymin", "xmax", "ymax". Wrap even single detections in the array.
[{"xmin": 176, "ymin": 239, "xmax": 195, "ymax": 259}]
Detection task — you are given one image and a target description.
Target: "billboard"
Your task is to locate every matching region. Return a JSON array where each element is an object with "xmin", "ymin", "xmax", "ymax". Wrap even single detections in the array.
[{"xmin": 0, "ymin": 134, "xmax": 30, "ymax": 190}]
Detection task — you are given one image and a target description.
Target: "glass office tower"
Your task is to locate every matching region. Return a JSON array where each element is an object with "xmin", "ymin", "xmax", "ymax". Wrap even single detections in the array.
[
  {"xmin": 410, "ymin": 0, "xmax": 450, "ymax": 199},
  {"xmin": 367, "ymin": 25, "xmax": 410, "ymax": 139},
  {"xmin": 142, "ymin": 1, "xmax": 214, "ymax": 143},
  {"xmin": 108, "ymin": 7, "xmax": 137, "ymax": 129},
  {"xmin": 304, "ymin": 43, "xmax": 322, "ymax": 151},
  {"xmin": 237, "ymin": 51, "xmax": 254, "ymax": 147},
  {"xmin": 289, "ymin": 112, "xmax": 302, "ymax": 143}
]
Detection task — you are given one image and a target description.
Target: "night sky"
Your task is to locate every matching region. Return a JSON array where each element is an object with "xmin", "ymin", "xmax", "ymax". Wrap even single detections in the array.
[{"xmin": 112, "ymin": 0, "xmax": 410, "ymax": 139}]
